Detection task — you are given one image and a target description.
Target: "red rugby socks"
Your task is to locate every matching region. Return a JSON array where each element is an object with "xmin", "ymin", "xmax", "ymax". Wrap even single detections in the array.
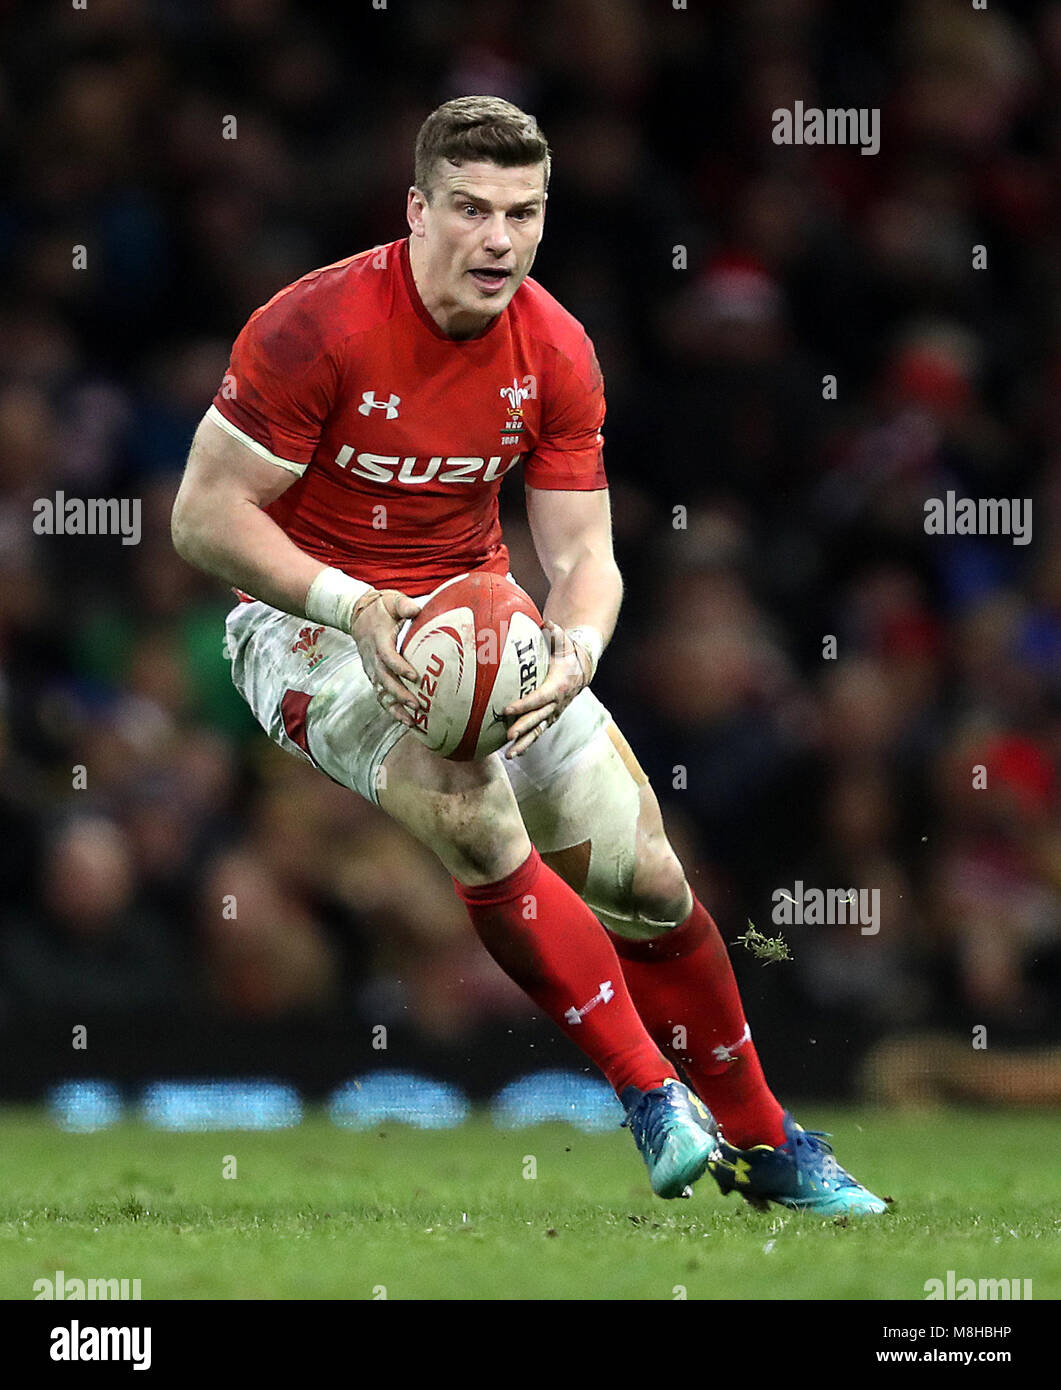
[
  {"xmin": 608, "ymin": 897, "xmax": 787, "ymax": 1149},
  {"xmin": 454, "ymin": 848, "xmax": 675, "ymax": 1097}
]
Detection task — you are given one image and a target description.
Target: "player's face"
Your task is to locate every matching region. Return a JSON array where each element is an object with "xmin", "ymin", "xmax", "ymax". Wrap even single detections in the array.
[{"xmin": 407, "ymin": 160, "xmax": 547, "ymax": 338}]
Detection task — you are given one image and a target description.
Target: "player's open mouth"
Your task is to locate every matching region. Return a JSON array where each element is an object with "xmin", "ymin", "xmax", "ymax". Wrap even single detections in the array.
[{"xmin": 469, "ymin": 268, "xmax": 511, "ymax": 292}]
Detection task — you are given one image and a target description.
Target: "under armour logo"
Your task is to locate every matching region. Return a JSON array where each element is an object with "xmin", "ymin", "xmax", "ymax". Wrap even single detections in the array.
[
  {"xmin": 359, "ymin": 391, "xmax": 401, "ymax": 418},
  {"xmin": 564, "ymin": 981, "xmax": 615, "ymax": 1025},
  {"xmin": 711, "ymin": 1022, "xmax": 752, "ymax": 1063}
]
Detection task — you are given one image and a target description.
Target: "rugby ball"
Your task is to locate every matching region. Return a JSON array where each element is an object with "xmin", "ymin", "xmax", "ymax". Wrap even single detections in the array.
[{"xmin": 395, "ymin": 572, "xmax": 550, "ymax": 760}]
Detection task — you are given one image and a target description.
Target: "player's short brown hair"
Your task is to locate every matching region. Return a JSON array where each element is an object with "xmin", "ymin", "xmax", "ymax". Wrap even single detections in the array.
[{"xmin": 414, "ymin": 96, "xmax": 551, "ymax": 201}]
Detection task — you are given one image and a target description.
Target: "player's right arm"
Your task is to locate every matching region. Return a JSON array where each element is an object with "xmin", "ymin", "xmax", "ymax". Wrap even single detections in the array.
[
  {"xmin": 173, "ymin": 411, "xmax": 323, "ymax": 614},
  {"xmin": 172, "ymin": 413, "xmax": 421, "ymax": 724}
]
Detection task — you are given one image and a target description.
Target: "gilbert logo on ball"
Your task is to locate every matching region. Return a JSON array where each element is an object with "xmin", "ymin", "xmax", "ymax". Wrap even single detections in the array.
[{"xmin": 396, "ymin": 572, "xmax": 550, "ymax": 760}]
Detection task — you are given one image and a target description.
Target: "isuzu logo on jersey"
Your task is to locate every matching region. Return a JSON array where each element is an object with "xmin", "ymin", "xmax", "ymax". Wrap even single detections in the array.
[
  {"xmin": 358, "ymin": 391, "xmax": 401, "ymax": 418},
  {"xmin": 334, "ymin": 446, "xmax": 522, "ymax": 485}
]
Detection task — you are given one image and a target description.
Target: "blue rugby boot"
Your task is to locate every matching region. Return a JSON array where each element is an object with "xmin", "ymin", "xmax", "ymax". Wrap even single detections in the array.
[
  {"xmin": 621, "ymin": 1077, "xmax": 722, "ymax": 1199},
  {"xmin": 708, "ymin": 1111, "xmax": 887, "ymax": 1216}
]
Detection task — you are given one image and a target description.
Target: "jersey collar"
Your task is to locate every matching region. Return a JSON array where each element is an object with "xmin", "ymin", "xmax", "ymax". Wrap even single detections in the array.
[{"xmin": 398, "ymin": 236, "xmax": 505, "ymax": 344}]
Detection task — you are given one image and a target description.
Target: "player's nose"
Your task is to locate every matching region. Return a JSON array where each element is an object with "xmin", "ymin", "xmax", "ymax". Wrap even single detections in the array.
[{"xmin": 482, "ymin": 212, "xmax": 512, "ymax": 253}]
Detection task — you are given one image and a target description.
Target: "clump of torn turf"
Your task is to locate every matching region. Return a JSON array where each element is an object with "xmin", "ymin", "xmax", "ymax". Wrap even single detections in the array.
[{"xmin": 734, "ymin": 920, "xmax": 792, "ymax": 964}]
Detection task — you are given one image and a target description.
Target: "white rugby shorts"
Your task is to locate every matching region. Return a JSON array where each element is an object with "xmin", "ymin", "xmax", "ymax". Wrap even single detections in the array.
[{"xmin": 223, "ymin": 597, "xmax": 612, "ymax": 807}]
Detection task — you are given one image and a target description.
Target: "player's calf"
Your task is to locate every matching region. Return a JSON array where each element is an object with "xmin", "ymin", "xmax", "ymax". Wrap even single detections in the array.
[
  {"xmin": 376, "ymin": 731, "xmax": 716, "ymax": 1164},
  {"xmin": 510, "ymin": 711, "xmax": 788, "ymax": 1150}
]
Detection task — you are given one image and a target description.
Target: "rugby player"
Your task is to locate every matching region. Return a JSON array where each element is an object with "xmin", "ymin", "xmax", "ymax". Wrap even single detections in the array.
[{"xmin": 172, "ymin": 96, "xmax": 885, "ymax": 1211}]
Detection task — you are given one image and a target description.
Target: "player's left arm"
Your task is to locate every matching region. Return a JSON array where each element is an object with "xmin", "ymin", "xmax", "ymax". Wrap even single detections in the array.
[{"xmin": 503, "ymin": 484, "xmax": 622, "ymax": 757}]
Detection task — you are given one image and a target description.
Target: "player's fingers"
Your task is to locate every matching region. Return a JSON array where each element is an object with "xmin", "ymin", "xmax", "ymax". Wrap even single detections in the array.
[
  {"xmin": 505, "ymin": 701, "xmax": 557, "ymax": 750},
  {"xmin": 370, "ymin": 661, "xmax": 419, "ymax": 713},
  {"xmin": 377, "ymin": 689, "xmax": 417, "ymax": 728},
  {"xmin": 505, "ymin": 716, "xmax": 552, "ymax": 758},
  {"xmin": 504, "ymin": 668, "xmax": 581, "ymax": 719},
  {"xmin": 505, "ymin": 699, "xmax": 556, "ymax": 736},
  {"xmin": 502, "ymin": 678, "xmax": 564, "ymax": 719},
  {"xmin": 377, "ymin": 688, "xmax": 418, "ymax": 728},
  {"xmin": 378, "ymin": 640, "xmax": 420, "ymax": 685},
  {"xmin": 391, "ymin": 594, "xmax": 423, "ymax": 620}
]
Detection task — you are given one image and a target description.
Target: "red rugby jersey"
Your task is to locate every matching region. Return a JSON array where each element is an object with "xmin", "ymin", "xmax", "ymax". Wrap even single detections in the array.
[{"xmin": 208, "ymin": 236, "xmax": 607, "ymax": 596}]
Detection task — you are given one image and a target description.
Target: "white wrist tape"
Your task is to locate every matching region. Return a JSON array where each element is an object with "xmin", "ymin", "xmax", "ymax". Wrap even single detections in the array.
[
  {"xmin": 305, "ymin": 566, "xmax": 375, "ymax": 633},
  {"xmin": 566, "ymin": 624, "xmax": 604, "ymax": 682}
]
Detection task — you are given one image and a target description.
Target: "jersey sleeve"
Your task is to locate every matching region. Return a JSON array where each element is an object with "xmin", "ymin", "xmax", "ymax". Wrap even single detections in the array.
[
  {"xmin": 208, "ymin": 288, "xmax": 339, "ymax": 477},
  {"xmin": 523, "ymin": 333, "xmax": 607, "ymax": 490}
]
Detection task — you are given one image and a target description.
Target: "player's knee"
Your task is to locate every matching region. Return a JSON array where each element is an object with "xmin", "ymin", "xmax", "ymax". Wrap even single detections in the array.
[
  {"xmin": 626, "ymin": 838, "xmax": 690, "ymax": 926},
  {"xmin": 584, "ymin": 836, "xmax": 689, "ymax": 936},
  {"xmin": 446, "ymin": 822, "xmax": 529, "ymax": 883},
  {"xmin": 431, "ymin": 780, "xmax": 530, "ymax": 884},
  {"xmin": 381, "ymin": 739, "xmax": 530, "ymax": 883}
]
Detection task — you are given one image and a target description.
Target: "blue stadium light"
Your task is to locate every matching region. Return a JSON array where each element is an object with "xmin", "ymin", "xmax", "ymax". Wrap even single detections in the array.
[
  {"xmin": 328, "ymin": 1072, "xmax": 469, "ymax": 1130},
  {"xmin": 47, "ymin": 1080, "xmax": 123, "ymax": 1132},
  {"xmin": 491, "ymin": 1070, "xmax": 624, "ymax": 1132},
  {"xmin": 140, "ymin": 1080, "xmax": 302, "ymax": 1130}
]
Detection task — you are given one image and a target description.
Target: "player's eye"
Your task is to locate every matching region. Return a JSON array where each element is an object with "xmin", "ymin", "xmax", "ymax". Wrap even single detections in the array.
[{"xmin": 462, "ymin": 205, "xmax": 481, "ymax": 217}]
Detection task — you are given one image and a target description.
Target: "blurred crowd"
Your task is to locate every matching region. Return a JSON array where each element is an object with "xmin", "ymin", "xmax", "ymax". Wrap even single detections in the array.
[{"xmin": 1, "ymin": 0, "xmax": 1059, "ymax": 1095}]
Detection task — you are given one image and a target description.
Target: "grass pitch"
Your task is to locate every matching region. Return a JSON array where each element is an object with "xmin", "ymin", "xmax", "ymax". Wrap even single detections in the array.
[{"xmin": 1, "ymin": 1106, "xmax": 1058, "ymax": 1300}]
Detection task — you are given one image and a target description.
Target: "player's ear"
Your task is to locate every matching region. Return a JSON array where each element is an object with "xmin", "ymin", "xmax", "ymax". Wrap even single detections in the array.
[{"xmin": 407, "ymin": 185, "xmax": 428, "ymax": 236}]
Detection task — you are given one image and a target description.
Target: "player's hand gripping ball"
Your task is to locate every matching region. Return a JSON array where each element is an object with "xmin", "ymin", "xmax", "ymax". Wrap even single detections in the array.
[{"xmin": 395, "ymin": 572, "xmax": 550, "ymax": 760}]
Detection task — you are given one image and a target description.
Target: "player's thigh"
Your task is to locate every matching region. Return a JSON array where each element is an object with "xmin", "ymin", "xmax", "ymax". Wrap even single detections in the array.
[
  {"xmin": 378, "ymin": 733, "xmax": 531, "ymax": 884},
  {"xmin": 226, "ymin": 598, "xmax": 531, "ymax": 884},
  {"xmin": 504, "ymin": 690, "xmax": 688, "ymax": 932},
  {"xmin": 225, "ymin": 598, "xmax": 405, "ymax": 804}
]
